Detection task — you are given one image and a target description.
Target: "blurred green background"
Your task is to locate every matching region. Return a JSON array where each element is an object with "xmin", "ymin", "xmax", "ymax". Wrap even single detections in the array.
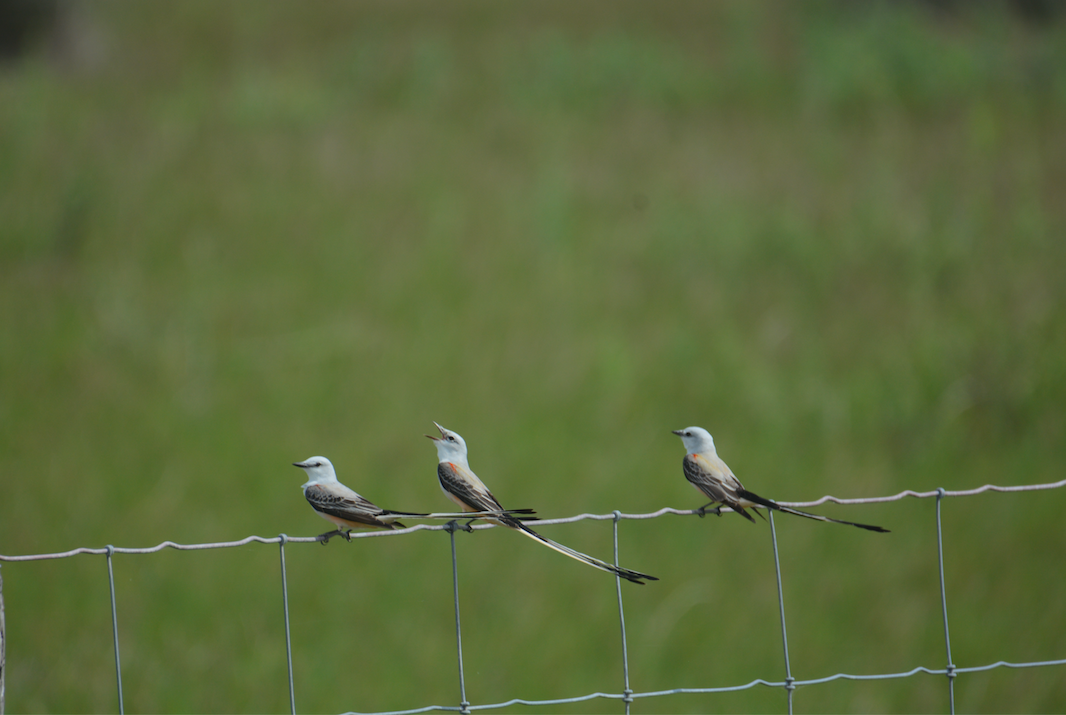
[{"xmin": 2, "ymin": 1, "xmax": 1065, "ymax": 712}]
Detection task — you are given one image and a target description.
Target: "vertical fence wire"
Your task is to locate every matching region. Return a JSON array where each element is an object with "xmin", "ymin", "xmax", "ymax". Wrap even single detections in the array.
[
  {"xmin": 611, "ymin": 512, "xmax": 633, "ymax": 715},
  {"xmin": 446, "ymin": 524, "xmax": 471, "ymax": 715},
  {"xmin": 278, "ymin": 535, "xmax": 296, "ymax": 715},
  {"xmin": 935, "ymin": 489, "xmax": 956, "ymax": 714},
  {"xmin": 1, "ymin": 564, "xmax": 6, "ymax": 715},
  {"xmin": 105, "ymin": 546, "xmax": 124, "ymax": 715},
  {"xmin": 768, "ymin": 512, "xmax": 795, "ymax": 715}
]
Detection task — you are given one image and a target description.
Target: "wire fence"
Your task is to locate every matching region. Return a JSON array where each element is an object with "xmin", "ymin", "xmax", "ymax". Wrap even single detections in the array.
[{"xmin": 2, "ymin": 479, "xmax": 1065, "ymax": 715}]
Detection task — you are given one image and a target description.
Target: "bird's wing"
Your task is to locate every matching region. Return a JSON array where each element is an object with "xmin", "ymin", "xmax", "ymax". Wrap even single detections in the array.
[
  {"xmin": 684, "ymin": 453, "xmax": 761, "ymax": 523},
  {"xmin": 437, "ymin": 461, "xmax": 505, "ymax": 513},
  {"xmin": 683, "ymin": 453, "xmax": 739, "ymax": 503},
  {"xmin": 304, "ymin": 483, "xmax": 395, "ymax": 528}
]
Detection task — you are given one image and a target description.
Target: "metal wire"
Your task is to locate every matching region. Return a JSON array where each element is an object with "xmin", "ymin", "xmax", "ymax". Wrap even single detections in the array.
[
  {"xmin": 611, "ymin": 511, "xmax": 633, "ymax": 715},
  {"xmin": 935, "ymin": 489, "xmax": 957, "ymax": 714},
  {"xmin": 4, "ymin": 475, "xmax": 1066, "ymax": 565},
  {"xmin": 0, "ymin": 478, "xmax": 1063, "ymax": 714},
  {"xmin": 768, "ymin": 511, "xmax": 795, "ymax": 715},
  {"xmin": 345, "ymin": 657, "xmax": 1066, "ymax": 714},
  {"xmin": 1, "ymin": 564, "xmax": 6, "ymax": 715},
  {"xmin": 444, "ymin": 523, "xmax": 471, "ymax": 715},
  {"xmin": 105, "ymin": 546, "xmax": 124, "ymax": 715},
  {"xmin": 278, "ymin": 535, "xmax": 296, "ymax": 715},
  {"xmin": 777, "ymin": 478, "xmax": 1066, "ymax": 507}
]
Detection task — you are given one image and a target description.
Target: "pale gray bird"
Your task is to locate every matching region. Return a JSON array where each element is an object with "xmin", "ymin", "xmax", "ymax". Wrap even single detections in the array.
[
  {"xmin": 427, "ymin": 422, "xmax": 659, "ymax": 584},
  {"xmin": 672, "ymin": 427, "xmax": 889, "ymax": 533},
  {"xmin": 295, "ymin": 456, "xmax": 429, "ymax": 543}
]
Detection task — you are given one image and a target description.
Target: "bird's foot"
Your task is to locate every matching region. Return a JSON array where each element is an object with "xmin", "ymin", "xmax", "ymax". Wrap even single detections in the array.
[
  {"xmin": 318, "ymin": 529, "xmax": 340, "ymax": 545},
  {"xmin": 444, "ymin": 519, "xmax": 473, "ymax": 533},
  {"xmin": 695, "ymin": 505, "xmax": 723, "ymax": 518}
]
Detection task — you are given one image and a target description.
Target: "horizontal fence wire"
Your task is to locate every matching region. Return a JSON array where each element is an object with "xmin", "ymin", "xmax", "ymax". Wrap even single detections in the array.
[
  {"xmin": 1, "ymin": 478, "xmax": 1064, "ymax": 715},
  {"xmin": 4, "ymin": 478, "xmax": 1066, "ymax": 562}
]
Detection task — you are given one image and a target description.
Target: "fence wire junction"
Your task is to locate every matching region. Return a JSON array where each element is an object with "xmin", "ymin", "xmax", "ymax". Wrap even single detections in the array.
[{"xmin": 1, "ymin": 479, "xmax": 1065, "ymax": 715}]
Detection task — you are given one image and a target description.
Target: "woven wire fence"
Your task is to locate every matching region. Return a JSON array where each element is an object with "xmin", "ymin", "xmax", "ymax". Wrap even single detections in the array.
[{"xmin": 2, "ymin": 479, "xmax": 1065, "ymax": 715}]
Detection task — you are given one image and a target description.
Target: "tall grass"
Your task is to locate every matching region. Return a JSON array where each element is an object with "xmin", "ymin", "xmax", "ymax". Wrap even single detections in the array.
[{"xmin": 1, "ymin": 1, "xmax": 1064, "ymax": 712}]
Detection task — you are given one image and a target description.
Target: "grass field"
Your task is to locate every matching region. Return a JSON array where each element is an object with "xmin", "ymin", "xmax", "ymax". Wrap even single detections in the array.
[{"xmin": 2, "ymin": 1, "xmax": 1065, "ymax": 712}]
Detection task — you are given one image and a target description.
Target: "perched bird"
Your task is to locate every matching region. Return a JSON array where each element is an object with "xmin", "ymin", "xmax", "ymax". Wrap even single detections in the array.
[
  {"xmin": 294, "ymin": 456, "xmax": 429, "ymax": 543},
  {"xmin": 672, "ymin": 427, "xmax": 889, "ymax": 533},
  {"xmin": 427, "ymin": 422, "xmax": 659, "ymax": 584}
]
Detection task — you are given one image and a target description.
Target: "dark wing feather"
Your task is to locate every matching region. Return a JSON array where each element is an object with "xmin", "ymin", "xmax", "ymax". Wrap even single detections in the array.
[
  {"xmin": 437, "ymin": 462, "xmax": 505, "ymax": 513},
  {"xmin": 304, "ymin": 484, "xmax": 397, "ymax": 529},
  {"xmin": 735, "ymin": 488, "xmax": 780, "ymax": 511},
  {"xmin": 683, "ymin": 455, "xmax": 758, "ymax": 523},
  {"xmin": 682, "ymin": 455, "xmax": 731, "ymax": 503}
]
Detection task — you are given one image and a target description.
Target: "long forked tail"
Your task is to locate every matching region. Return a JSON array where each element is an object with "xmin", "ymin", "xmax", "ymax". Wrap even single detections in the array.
[
  {"xmin": 736, "ymin": 489, "xmax": 890, "ymax": 533},
  {"xmin": 510, "ymin": 521, "xmax": 658, "ymax": 584},
  {"xmin": 387, "ymin": 508, "xmax": 539, "ymax": 522}
]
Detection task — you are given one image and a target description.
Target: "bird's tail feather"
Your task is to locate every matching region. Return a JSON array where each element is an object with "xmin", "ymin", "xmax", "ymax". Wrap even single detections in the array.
[
  {"xmin": 736, "ymin": 489, "xmax": 889, "ymax": 533},
  {"xmin": 390, "ymin": 509, "xmax": 539, "ymax": 522},
  {"xmin": 735, "ymin": 505, "xmax": 761, "ymax": 523},
  {"xmin": 511, "ymin": 522, "xmax": 658, "ymax": 584}
]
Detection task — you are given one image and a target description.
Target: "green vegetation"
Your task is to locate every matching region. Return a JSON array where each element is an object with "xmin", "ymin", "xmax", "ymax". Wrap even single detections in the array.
[{"xmin": 1, "ymin": 1, "xmax": 1064, "ymax": 712}]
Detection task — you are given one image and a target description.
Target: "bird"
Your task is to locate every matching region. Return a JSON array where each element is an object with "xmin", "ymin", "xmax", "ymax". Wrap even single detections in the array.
[
  {"xmin": 672, "ymin": 427, "xmax": 889, "ymax": 533},
  {"xmin": 426, "ymin": 422, "xmax": 659, "ymax": 584},
  {"xmin": 294, "ymin": 456, "xmax": 431, "ymax": 543}
]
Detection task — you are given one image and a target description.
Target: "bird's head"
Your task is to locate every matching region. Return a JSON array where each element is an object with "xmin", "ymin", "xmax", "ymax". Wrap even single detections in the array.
[
  {"xmin": 425, "ymin": 422, "xmax": 469, "ymax": 464},
  {"xmin": 293, "ymin": 456, "xmax": 338, "ymax": 487},
  {"xmin": 671, "ymin": 426, "xmax": 716, "ymax": 456}
]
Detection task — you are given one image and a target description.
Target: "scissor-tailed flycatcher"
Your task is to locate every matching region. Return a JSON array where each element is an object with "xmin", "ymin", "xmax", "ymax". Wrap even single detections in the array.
[
  {"xmin": 672, "ymin": 427, "xmax": 889, "ymax": 533},
  {"xmin": 426, "ymin": 422, "xmax": 658, "ymax": 584},
  {"xmin": 295, "ymin": 456, "xmax": 433, "ymax": 542},
  {"xmin": 295, "ymin": 456, "xmax": 538, "ymax": 544}
]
